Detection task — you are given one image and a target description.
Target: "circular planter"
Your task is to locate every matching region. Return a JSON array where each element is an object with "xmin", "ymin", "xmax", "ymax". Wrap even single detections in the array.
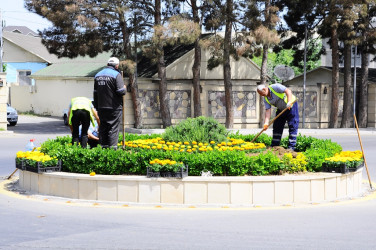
[{"xmin": 18, "ymin": 168, "xmax": 364, "ymax": 206}]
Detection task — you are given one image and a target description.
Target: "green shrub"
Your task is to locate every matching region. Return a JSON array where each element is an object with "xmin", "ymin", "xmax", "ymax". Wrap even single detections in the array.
[
  {"xmin": 303, "ymin": 139, "xmax": 342, "ymax": 172},
  {"xmin": 163, "ymin": 116, "xmax": 228, "ymax": 143},
  {"xmin": 40, "ymin": 132, "xmax": 343, "ymax": 176}
]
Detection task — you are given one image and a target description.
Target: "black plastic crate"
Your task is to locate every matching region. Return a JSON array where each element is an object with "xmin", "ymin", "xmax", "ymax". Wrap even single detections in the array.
[
  {"xmin": 15, "ymin": 158, "xmax": 25, "ymax": 170},
  {"xmin": 147, "ymin": 166, "xmax": 188, "ymax": 178},
  {"xmin": 24, "ymin": 160, "xmax": 61, "ymax": 173},
  {"xmin": 348, "ymin": 162, "xmax": 364, "ymax": 172},
  {"xmin": 322, "ymin": 163, "xmax": 349, "ymax": 174}
]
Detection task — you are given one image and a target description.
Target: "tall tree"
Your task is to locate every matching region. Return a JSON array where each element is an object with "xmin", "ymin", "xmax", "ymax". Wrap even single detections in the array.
[
  {"xmin": 223, "ymin": 0, "xmax": 235, "ymax": 128},
  {"xmin": 25, "ymin": 0, "xmax": 145, "ymax": 128},
  {"xmin": 187, "ymin": 0, "xmax": 211, "ymax": 117},
  {"xmin": 154, "ymin": 0, "xmax": 171, "ymax": 128},
  {"xmin": 141, "ymin": 1, "xmax": 200, "ymax": 128},
  {"xmin": 357, "ymin": 1, "xmax": 376, "ymax": 127},
  {"xmin": 201, "ymin": 0, "xmax": 238, "ymax": 128},
  {"xmin": 339, "ymin": 1, "xmax": 358, "ymax": 128},
  {"xmin": 246, "ymin": 0, "xmax": 280, "ymax": 126}
]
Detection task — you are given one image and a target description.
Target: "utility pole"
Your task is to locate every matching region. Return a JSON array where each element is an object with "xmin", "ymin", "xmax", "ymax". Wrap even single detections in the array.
[
  {"xmin": 353, "ymin": 45, "xmax": 357, "ymax": 128},
  {"xmin": 302, "ymin": 25, "xmax": 308, "ymax": 128},
  {"xmin": 0, "ymin": 8, "xmax": 3, "ymax": 73}
]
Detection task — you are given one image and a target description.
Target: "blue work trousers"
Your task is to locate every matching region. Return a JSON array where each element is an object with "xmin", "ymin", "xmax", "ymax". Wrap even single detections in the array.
[{"xmin": 271, "ymin": 103, "xmax": 299, "ymax": 150}]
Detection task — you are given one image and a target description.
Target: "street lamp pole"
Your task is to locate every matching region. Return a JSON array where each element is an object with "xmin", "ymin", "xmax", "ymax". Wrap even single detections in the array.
[
  {"xmin": 353, "ymin": 45, "xmax": 357, "ymax": 128},
  {"xmin": 303, "ymin": 26, "xmax": 308, "ymax": 128}
]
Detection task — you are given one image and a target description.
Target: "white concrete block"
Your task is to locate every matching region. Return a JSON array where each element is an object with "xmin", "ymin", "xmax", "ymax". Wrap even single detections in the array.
[
  {"xmin": 63, "ymin": 178, "xmax": 79, "ymax": 199},
  {"xmin": 139, "ymin": 181, "xmax": 160, "ymax": 203},
  {"xmin": 49, "ymin": 176, "xmax": 64, "ymax": 197},
  {"xmin": 184, "ymin": 182, "xmax": 207, "ymax": 204},
  {"xmin": 118, "ymin": 181, "xmax": 138, "ymax": 202},
  {"xmin": 294, "ymin": 180, "xmax": 311, "ymax": 203},
  {"xmin": 18, "ymin": 170, "xmax": 24, "ymax": 189},
  {"xmin": 208, "ymin": 182, "xmax": 230, "ymax": 204},
  {"xmin": 30, "ymin": 172, "xmax": 39, "ymax": 193},
  {"xmin": 38, "ymin": 174, "xmax": 50, "ymax": 195},
  {"xmin": 161, "ymin": 182, "xmax": 184, "ymax": 204},
  {"xmin": 253, "ymin": 182, "xmax": 274, "ymax": 205},
  {"xmin": 97, "ymin": 180, "xmax": 117, "ymax": 201},
  {"xmin": 230, "ymin": 182, "xmax": 252, "ymax": 204},
  {"xmin": 346, "ymin": 174, "xmax": 354, "ymax": 196},
  {"xmin": 79, "ymin": 179, "xmax": 97, "ymax": 200},
  {"xmin": 275, "ymin": 181, "xmax": 293, "ymax": 204},
  {"xmin": 22, "ymin": 171, "xmax": 31, "ymax": 191},
  {"xmin": 336, "ymin": 176, "xmax": 347, "ymax": 198},
  {"xmin": 311, "ymin": 179, "xmax": 325, "ymax": 202}
]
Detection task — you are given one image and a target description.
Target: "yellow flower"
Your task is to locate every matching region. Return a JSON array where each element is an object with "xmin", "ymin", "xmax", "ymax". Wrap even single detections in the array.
[{"xmin": 90, "ymin": 172, "xmax": 96, "ymax": 176}]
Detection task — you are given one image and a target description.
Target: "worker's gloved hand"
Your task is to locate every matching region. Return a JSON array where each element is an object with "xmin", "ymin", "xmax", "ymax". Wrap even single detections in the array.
[
  {"xmin": 263, "ymin": 123, "xmax": 269, "ymax": 130},
  {"xmin": 286, "ymin": 101, "xmax": 293, "ymax": 110}
]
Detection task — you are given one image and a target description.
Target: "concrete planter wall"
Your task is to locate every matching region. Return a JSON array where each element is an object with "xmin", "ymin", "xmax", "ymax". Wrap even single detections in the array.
[{"xmin": 18, "ymin": 169, "xmax": 363, "ymax": 206}]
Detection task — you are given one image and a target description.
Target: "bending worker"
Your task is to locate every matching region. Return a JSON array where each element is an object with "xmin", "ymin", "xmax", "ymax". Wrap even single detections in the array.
[
  {"xmin": 68, "ymin": 97, "xmax": 100, "ymax": 148},
  {"xmin": 257, "ymin": 83, "xmax": 299, "ymax": 151},
  {"xmin": 93, "ymin": 57, "xmax": 126, "ymax": 149}
]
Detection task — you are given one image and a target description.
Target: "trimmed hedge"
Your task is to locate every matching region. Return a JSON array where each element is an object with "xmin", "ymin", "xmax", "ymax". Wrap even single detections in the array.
[{"xmin": 40, "ymin": 133, "xmax": 342, "ymax": 176}]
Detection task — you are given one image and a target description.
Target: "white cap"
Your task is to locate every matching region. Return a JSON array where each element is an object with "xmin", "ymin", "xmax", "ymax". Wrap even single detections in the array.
[
  {"xmin": 257, "ymin": 84, "xmax": 266, "ymax": 91},
  {"xmin": 108, "ymin": 57, "xmax": 120, "ymax": 65}
]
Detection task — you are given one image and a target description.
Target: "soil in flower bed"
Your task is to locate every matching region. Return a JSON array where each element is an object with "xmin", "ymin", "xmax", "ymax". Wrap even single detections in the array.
[{"xmin": 246, "ymin": 146, "xmax": 297, "ymax": 159}]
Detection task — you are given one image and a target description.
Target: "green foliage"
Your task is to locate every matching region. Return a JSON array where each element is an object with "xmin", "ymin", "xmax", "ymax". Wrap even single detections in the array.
[
  {"xmin": 281, "ymin": 134, "xmax": 318, "ymax": 152},
  {"xmin": 163, "ymin": 116, "xmax": 228, "ymax": 143},
  {"xmin": 249, "ymin": 151, "xmax": 283, "ymax": 176},
  {"xmin": 252, "ymin": 39, "xmax": 322, "ymax": 83},
  {"xmin": 229, "ymin": 132, "xmax": 272, "ymax": 146},
  {"xmin": 303, "ymin": 139, "xmax": 342, "ymax": 172},
  {"xmin": 40, "ymin": 132, "xmax": 343, "ymax": 176}
]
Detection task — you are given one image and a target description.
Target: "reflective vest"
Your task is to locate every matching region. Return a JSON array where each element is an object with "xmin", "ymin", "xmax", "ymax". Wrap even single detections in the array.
[
  {"xmin": 264, "ymin": 86, "xmax": 296, "ymax": 107},
  {"xmin": 69, "ymin": 97, "xmax": 95, "ymax": 126}
]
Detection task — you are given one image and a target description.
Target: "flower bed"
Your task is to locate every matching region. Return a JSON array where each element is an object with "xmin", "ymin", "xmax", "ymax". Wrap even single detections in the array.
[
  {"xmin": 36, "ymin": 132, "xmax": 345, "ymax": 177},
  {"xmin": 16, "ymin": 150, "xmax": 61, "ymax": 173}
]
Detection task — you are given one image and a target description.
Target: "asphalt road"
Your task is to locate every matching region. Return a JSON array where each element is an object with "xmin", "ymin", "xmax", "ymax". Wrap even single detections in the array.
[{"xmin": 1, "ymin": 115, "xmax": 376, "ymax": 249}]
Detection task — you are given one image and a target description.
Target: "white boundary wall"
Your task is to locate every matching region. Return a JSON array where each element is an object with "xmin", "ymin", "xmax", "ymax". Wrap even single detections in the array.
[{"xmin": 19, "ymin": 169, "xmax": 363, "ymax": 206}]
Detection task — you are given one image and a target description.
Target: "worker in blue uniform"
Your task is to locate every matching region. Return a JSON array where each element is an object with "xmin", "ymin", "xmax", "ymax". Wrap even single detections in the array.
[{"xmin": 257, "ymin": 83, "xmax": 299, "ymax": 151}]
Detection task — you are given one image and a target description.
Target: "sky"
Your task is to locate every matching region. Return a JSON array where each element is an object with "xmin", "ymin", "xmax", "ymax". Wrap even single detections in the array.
[{"xmin": 0, "ymin": 0, "xmax": 51, "ymax": 33}]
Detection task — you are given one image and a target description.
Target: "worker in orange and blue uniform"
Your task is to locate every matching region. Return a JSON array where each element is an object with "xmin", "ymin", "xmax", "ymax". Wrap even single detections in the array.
[{"xmin": 257, "ymin": 83, "xmax": 299, "ymax": 151}]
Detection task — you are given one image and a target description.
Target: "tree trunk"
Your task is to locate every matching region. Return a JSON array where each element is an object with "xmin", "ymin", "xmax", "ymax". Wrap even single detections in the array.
[
  {"xmin": 223, "ymin": 0, "xmax": 233, "ymax": 128},
  {"xmin": 340, "ymin": 43, "xmax": 352, "ymax": 128},
  {"xmin": 329, "ymin": 27, "xmax": 339, "ymax": 128},
  {"xmin": 191, "ymin": 0, "xmax": 202, "ymax": 117},
  {"xmin": 259, "ymin": 44, "xmax": 269, "ymax": 127},
  {"xmin": 119, "ymin": 13, "xmax": 143, "ymax": 128},
  {"xmin": 155, "ymin": 0, "xmax": 171, "ymax": 128},
  {"xmin": 358, "ymin": 48, "xmax": 368, "ymax": 127},
  {"xmin": 129, "ymin": 74, "xmax": 143, "ymax": 128}
]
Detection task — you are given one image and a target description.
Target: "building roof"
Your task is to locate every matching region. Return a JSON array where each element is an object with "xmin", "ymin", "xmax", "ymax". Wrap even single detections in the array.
[
  {"xmin": 137, "ymin": 33, "xmax": 213, "ymax": 78},
  {"xmin": 284, "ymin": 66, "xmax": 376, "ymax": 85},
  {"xmin": 32, "ymin": 34, "xmax": 214, "ymax": 79},
  {"xmin": 3, "ymin": 26, "xmax": 39, "ymax": 36},
  {"xmin": 3, "ymin": 31, "xmax": 59, "ymax": 64},
  {"xmin": 31, "ymin": 52, "xmax": 111, "ymax": 78},
  {"xmin": 326, "ymin": 67, "xmax": 376, "ymax": 83}
]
